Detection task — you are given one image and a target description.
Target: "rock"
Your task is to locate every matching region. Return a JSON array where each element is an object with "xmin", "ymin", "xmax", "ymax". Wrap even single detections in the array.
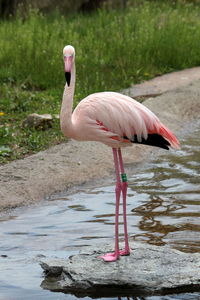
[
  {"xmin": 22, "ymin": 113, "xmax": 53, "ymax": 130},
  {"xmin": 123, "ymin": 67, "xmax": 200, "ymax": 99},
  {"xmin": 40, "ymin": 242, "xmax": 200, "ymax": 298}
]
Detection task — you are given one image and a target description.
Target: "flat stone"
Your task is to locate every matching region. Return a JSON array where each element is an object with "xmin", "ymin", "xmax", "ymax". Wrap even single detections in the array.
[
  {"xmin": 22, "ymin": 113, "xmax": 53, "ymax": 130},
  {"xmin": 40, "ymin": 242, "xmax": 200, "ymax": 298}
]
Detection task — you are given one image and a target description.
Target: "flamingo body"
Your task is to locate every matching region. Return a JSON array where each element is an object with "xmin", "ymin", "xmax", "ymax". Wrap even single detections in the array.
[
  {"xmin": 60, "ymin": 45, "xmax": 180, "ymax": 262},
  {"xmin": 64, "ymin": 91, "xmax": 179, "ymax": 149}
]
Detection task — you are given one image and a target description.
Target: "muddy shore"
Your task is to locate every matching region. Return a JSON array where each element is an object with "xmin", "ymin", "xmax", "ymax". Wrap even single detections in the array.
[{"xmin": 1, "ymin": 67, "xmax": 200, "ymax": 211}]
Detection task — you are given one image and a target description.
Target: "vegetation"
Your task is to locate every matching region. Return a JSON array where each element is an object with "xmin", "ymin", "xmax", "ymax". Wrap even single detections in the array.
[
  {"xmin": 1, "ymin": 1, "xmax": 200, "ymax": 163},
  {"xmin": 1, "ymin": 0, "xmax": 200, "ymax": 18}
]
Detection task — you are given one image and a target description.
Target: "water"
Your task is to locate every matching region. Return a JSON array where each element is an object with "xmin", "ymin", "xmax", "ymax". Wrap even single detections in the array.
[{"xmin": 0, "ymin": 127, "xmax": 199, "ymax": 300}]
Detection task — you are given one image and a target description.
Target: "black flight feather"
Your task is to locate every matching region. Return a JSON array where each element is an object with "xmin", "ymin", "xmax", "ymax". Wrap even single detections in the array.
[{"xmin": 123, "ymin": 133, "xmax": 170, "ymax": 150}]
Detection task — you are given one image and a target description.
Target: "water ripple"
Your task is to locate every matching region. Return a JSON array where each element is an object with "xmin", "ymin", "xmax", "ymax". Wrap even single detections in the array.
[{"xmin": 0, "ymin": 128, "xmax": 199, "ymax": 299}]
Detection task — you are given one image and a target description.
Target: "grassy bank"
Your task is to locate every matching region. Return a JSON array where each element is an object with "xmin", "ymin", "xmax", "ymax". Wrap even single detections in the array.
[{"xmin": 1, "ymin": 1, "xmax": 200, "ymax": 163}]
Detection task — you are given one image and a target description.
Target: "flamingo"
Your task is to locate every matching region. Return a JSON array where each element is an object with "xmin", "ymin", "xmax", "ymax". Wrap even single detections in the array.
[{"xmin": 60, "ymin": 45, "xmax": 180, "ymax": 262}]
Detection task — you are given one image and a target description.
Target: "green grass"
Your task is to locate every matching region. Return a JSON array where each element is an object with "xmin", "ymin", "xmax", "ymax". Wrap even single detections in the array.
[{"xmin": 1, "ymin": 1, "xmax": 200, "ymax": 163}]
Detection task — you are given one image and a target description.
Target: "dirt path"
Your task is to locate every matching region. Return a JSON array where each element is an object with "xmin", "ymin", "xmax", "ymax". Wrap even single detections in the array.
[{"xmin": 1, "ymin": 68, "xmax": 200, "ymax": 211}]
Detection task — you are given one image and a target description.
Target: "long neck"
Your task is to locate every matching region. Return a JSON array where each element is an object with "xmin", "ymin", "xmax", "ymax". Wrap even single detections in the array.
[{"xmin": 60, "ymin": 63, "xmax": 76, "ymax": 137}]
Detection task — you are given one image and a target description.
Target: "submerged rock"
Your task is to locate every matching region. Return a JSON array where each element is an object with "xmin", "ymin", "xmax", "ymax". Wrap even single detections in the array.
[{"xmin": 40, "ymin": 242, "xmax": 200, "ymax": 298}]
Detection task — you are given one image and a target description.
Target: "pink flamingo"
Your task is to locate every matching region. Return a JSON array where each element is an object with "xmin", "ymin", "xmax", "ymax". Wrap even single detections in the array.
[{"xmin": 60, "ymin": 45, "xmax": 180, "ymax": 262}]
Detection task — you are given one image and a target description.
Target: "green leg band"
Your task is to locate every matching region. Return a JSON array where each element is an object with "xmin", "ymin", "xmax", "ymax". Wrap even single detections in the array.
[{"xmin": 121, "ymin": 173, "xmax": 127, "ymax": 182}]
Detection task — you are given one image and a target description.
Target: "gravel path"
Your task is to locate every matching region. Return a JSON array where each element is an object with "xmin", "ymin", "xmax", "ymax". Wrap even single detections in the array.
[{"xmin": 1, "ymin": 67, "xmax": 200, "ymax": 211}]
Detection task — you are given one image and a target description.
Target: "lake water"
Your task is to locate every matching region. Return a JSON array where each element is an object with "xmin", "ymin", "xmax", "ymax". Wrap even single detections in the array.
[{"xmin": 0, "ymin": 126, "xmax": 199, "ymax": 300}]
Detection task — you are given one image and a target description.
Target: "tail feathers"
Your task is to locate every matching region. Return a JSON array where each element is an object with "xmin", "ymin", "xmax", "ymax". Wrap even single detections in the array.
[
  {"xmin": 159, "ymin": 125, "xmax": 180, "ymax": 149},
  {"xmin": 129, "ymin": 134, "xmax": 171, "ymax": 150},
  {"xmin": 123, "ymin": 124, "xmax": 180, "ymax": 150}
]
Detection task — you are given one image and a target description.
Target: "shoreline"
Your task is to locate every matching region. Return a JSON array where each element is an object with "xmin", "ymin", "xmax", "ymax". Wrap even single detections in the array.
[{"xmin": 1, "ymin": 68, "xmax": 200, "ymax": 212}]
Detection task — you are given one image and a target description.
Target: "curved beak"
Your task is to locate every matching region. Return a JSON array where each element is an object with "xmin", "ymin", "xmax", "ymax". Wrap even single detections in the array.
[{"xmin": 64, "ymin": 55, "xmax": 73, "ymax": 86}]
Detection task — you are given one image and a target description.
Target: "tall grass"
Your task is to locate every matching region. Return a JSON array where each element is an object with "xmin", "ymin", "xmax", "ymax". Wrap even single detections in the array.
[
  {"xmin": 1, "ymin": 2, "xmax": 200, "ymax": 95},
  {"xmin": 1, "ymin": 1, "xmax": 200, "ymax": 162}
]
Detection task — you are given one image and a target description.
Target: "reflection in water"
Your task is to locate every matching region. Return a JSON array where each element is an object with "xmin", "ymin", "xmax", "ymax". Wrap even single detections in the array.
[
  {"xmin": 118, "ymin": 297, "xmax": 145, "ymax": 300},
  {"xmin": 0, "ymin": 128, "xmax": 199, "ymax": 300},
  {"xmin": 129, "ymin": 129, "xmax": 200, "ymax": 253}
]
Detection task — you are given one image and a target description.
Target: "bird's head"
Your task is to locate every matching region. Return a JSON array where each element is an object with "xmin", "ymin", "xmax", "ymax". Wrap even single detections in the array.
[{"xmin": 63, "ymin": 45, "xmax": 75, "ymax": 86}]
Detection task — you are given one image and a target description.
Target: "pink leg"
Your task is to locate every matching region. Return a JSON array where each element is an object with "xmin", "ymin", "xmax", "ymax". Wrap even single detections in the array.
[
  {"xmin": 118, "ymin": 148, "xmax": 130, "ymax": 256},
  {"xmin": 99, "ymin": 148, "xmax": 121, "ymax": 262}
]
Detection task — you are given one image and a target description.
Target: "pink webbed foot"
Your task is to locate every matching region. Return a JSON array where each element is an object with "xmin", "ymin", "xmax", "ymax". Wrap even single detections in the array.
[
  {"xmin": 99, "ymin": 248, "xmax": 130, "ymax": 261},
  {"xmin": 98, "ymin": 252, "xmax": 119, "ymax": 262},
  {"xmin": 119, "ymin": 248, "xmax": 131, "ymax": 256}
]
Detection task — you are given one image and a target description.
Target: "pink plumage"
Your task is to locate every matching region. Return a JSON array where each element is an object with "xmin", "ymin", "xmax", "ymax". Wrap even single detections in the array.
[
  {"xmin": 70, "ymin": 91, "xmax": 179, "ymax": 149},
  {"xmin": 60, "ymin": 45, "xmax": 180, "ymax": 262}
]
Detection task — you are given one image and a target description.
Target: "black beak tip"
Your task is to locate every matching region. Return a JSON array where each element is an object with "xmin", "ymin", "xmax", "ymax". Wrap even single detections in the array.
[{"xmin": 65, "ymin": 72, "xmax": 71, "ymax": 86}]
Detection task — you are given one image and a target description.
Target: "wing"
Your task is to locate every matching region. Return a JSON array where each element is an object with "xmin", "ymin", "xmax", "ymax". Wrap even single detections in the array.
[{"xmin": 72, "ymin": 92, "xmax": 180, "ymax": 149}]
